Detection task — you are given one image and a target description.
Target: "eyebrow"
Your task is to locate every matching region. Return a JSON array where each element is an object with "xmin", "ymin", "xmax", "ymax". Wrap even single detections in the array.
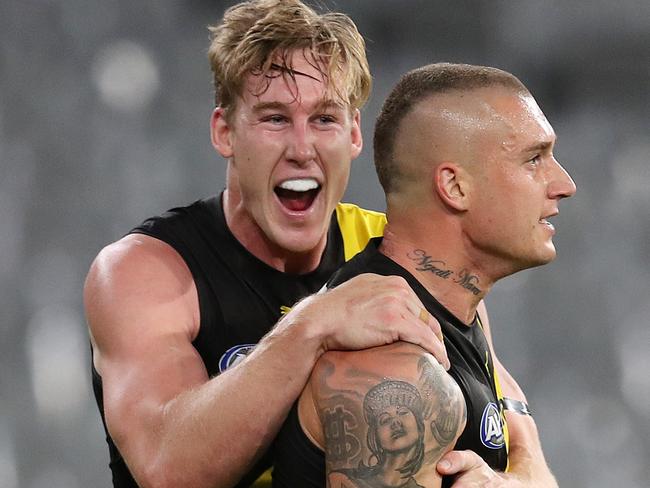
[
  {"xmin": 251, "ymin": 99, "xmax": 347, "ymax": 113},
  {"xmin": 251, "ymin": 101, "xmax": 288, "ymax": 113},
  {"xmin": 522, "ymin": 140, "xmax": 554, "ymax": 154}
]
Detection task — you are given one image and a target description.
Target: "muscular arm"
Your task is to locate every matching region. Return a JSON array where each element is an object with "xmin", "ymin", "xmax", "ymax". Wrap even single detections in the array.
[
  {"xmin": 85, "ymin": 235, "xmax": 447, "ymax": 488},
  {"xmin": 301, "ymin": 343, "xmax": 465, "ymax": 488},
  {"xmin": 437, "ymin": 302, "xmax": 557, "ymax": 487}
]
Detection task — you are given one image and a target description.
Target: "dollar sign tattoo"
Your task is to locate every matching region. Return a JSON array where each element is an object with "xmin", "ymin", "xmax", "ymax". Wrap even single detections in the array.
[{"xmin": 323, "ymin": 405, "xmax": 360, "ymax": 461}]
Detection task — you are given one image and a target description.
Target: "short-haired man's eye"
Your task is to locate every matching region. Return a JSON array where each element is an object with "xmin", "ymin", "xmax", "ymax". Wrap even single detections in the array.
[{"xmin": 529, "ymin": 155, "xmax": 541, "ymax": 165}]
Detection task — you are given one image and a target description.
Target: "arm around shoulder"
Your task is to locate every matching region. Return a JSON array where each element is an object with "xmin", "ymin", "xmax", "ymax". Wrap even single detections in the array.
[{"xmin": 85, "ymin": 234, "xmax": 358, "ymax": 488}]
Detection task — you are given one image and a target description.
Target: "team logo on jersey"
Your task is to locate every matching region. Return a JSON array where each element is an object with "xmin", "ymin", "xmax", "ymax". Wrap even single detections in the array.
[
  {"xmin": 218, "ymin": 344, "xmax": 256, "ymax": 373},
  {"xmin": 480, "ymin": 402, "xmax": 505, "ymax": 449}
]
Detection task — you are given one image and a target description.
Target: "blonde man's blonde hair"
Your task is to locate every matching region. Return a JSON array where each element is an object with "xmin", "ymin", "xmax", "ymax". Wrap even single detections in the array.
[{"xmin": 208, "ymin": 0, "xmax": 371, "ymax": 118}]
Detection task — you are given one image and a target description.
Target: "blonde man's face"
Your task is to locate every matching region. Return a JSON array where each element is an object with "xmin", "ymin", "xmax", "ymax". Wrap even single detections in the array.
[{"xmin": 216, "ymin": 50, "xmax": 362, "ymax": 255}]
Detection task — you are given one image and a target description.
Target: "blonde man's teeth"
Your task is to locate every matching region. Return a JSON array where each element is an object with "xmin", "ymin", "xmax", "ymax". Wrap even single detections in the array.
[{"xmin": 279, "ymin": 179, "xmax": 319, "ymax": 192}]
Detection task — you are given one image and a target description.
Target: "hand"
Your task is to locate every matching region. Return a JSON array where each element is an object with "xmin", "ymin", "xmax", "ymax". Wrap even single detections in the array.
[
  {"xmin": 437, "ymin": 450, "xmax": 523, "ymax": 488},
  {"xmin": 285, "ymin": 273, "xmax": 449, "ymax": 369}
]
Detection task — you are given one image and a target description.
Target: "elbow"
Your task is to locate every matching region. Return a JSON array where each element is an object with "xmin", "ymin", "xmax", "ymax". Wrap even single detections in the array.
[
  {"xmin": 136, "ymin": 452, "xmax": 229, "ymax": 488},
  {"xmin": 136, "ymin": 456, "xmax": 194, "ymax": 488},
  {"xmin": 128, "ymin": 452, "xmax": 174, "ymax": 488}
]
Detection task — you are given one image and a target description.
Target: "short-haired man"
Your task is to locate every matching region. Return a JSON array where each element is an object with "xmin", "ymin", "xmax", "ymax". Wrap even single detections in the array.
[
  {"xmin": 84, "ymin": 2, "xmax": 447, "ymax": 487},
  {"xmin": 272, "ymin": 62, "xmax": 575, "ymax": 487}
]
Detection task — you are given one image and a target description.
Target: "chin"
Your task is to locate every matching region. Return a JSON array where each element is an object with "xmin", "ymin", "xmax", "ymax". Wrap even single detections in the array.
[
  {"xmin": 274, "ymin": 229, "xmax": 326, "ymax": 255},
  {"xmin": 528, "ymin": 249, "xmax": 557, "ymax": 269}
]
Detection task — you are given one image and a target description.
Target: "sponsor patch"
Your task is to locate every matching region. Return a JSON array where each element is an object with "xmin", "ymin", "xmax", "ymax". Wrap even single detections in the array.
[
  {"xmin": 218, "ymin": 344, "xmax": 256, "ymax": 373},
  {"xmin": 480, "ymin": 402, "xmax": 505, "ymax": 449}
]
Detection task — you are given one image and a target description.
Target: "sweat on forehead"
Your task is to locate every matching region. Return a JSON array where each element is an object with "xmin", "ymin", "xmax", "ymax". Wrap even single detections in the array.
[
  {"xmin": 409, "ymin": 88, "xmax": 531, "ymax": 133},
  {"xmin": 374, "ymin": 63, "xmax": 530, "ymax": 192},
  {"xmin": 243, "ymin": 49, "xmax": 352, "ymax": 107}
]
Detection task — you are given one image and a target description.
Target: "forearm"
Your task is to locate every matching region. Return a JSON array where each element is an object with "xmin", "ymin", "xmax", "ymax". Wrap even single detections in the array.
[
  {"xmin": 123, "ymin": 321, "xmax": 323, "ymax": 488},
  {"xmin": 105, "ymin": 272, "xmax": 444, "ymax": 488},
  {"xmin": 501, "ymin": 412, "xmax": 557, "ymax": 487},
  {"xmin": 492, "ymin": 363, "xmax": 555, "ymax": 486}
]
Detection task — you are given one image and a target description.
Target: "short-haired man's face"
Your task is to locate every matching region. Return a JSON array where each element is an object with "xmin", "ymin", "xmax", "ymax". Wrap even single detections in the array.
[
  {"xmin": 217, "ymin": 50, "xmax": 362, "ymax": 255},
  {"xmin": 465, "ymin": 90, "xmax": 576, "ymax": 274}
]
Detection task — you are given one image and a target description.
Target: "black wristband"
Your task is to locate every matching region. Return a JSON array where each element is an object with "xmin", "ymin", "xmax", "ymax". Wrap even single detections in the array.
[{"xmin": 501, "ymin": 397, "xmax": 532, "ymax": 416}]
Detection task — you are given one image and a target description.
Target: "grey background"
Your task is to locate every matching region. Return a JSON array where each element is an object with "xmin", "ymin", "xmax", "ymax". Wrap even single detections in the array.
[{"xmin": 1, "ymin": 1, "xmax": 649, "ymax": 487}]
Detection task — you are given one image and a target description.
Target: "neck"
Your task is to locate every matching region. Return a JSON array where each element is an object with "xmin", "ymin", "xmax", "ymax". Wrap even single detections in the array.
[
  {"xmin": 380, "ymin": 450, "xmax": 417, "ymax": 485},
  {"xmin": 222, "ymin": 189, "xmax": 326, "ymax": 274},
  {"xmin": 380, "ymin": 225, "xmax": 495, "ymax": 325}
]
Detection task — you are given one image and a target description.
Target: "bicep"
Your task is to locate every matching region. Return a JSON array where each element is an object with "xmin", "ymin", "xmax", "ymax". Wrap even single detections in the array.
[
  {"xmin": 85, "ymin": 236, "xmax": 207, "ymax": 459},
  {"xmin": 310, "ymin": 343, "xmax": 466, "ymax": 487}
]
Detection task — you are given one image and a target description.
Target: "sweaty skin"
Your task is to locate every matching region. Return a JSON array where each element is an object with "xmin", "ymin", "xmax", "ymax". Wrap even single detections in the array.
[{"xmin": 85, "ymin": 50, "xmax": 447, "ymax": 488}]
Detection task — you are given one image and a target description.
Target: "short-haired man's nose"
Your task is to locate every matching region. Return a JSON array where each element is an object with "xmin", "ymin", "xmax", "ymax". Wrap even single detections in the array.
[
  {"xmin": 286, "ymin": 126, "xmax": 316, "ymax": 165},
  {"xmin": 548, "ymin": 159, "xmax": 577, "ymax": 199}
]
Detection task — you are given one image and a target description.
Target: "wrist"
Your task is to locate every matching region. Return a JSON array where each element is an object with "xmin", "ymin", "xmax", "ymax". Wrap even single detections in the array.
[{"xmin": 271, "ymin": 294, "xmax": 328, "ymax": 362}]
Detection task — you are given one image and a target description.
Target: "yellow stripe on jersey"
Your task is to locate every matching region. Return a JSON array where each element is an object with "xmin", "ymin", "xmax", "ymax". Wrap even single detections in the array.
[
  {"xmin": 252, "ymin": 469, "xmax": 272, "ymax": 487},
  {"xmin": 335, "ymin": 203, "xmax": 387, "ymax": 262},
  {"xmin": 492, "ymin": 360, "xmax": 511, "ymax": 471},
  {"xmin": 476, "ymin": 315, "xmax": 511, "ymax": 471}
]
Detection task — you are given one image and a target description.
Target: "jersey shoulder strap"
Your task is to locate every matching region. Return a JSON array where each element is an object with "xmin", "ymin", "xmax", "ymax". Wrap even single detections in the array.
[
  {"xmin": 476, "ymin": 314, "xmax": 511, "ymax": 469},
  {"xmin": 335, "ymin": 203, "xmax": 387, "ymax": 262}
]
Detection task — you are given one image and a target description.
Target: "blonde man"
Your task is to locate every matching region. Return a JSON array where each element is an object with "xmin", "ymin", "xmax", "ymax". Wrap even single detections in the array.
[{"xmin": 85, "ymin": 2, "xmax": 446, "ymax": 488}]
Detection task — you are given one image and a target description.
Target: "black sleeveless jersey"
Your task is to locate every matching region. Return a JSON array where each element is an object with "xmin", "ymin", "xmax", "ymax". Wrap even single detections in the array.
[
  {"xmin": 90, "ymin": 195, "xmax": 386, "ymax": 488},
  {"xmin": 272, "ymin": 238, "xmax": 509, "ymax": 488}
]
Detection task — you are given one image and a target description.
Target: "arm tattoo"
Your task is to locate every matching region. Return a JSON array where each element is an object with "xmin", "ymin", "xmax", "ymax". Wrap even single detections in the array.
[
  {"xmin": 418, "ymin": 357, "xmax": 464, "ymax": 456},
  {"xmin": 318, "ymin": 348, "xmax": 465, "ymax": 487},
  {"xmin": 323, "ymin": 404, "xmax": 361, "ymax": 462}
]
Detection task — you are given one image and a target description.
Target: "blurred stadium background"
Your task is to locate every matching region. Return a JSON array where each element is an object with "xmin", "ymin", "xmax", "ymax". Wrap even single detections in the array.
[{"xmin": 1, "ymin": 1, "xmax": 648, "ymax": 486}]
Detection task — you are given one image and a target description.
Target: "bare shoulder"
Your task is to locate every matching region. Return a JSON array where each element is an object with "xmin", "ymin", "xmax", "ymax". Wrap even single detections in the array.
[
  {"xmin": 306, "ymin": 342, "xmax": 466, "ymax": 488},
  {"xmin": 84, "ymin": 233, "xmax": 200, "ymax": 371},
  {"xmin": 84, "ymin": 234, "xmax": 211, "ymax": 481}
]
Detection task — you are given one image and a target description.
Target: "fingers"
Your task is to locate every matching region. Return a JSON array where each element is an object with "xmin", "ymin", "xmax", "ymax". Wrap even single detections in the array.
[
  {"xmin": 437, "ymin": 450, "xmax": 484, "ymax": 475},
  {"xmin": 362, "ymin": 274, "xmax": 450, "ymax": 368},
  {"xmin": 397, "ymin": 282, "xmax": 448, "ymax": 369},
  {"xmin": 421, "ymin": 308, "xmax": 444, "ymax": 344},
  {"xmin": 426, "ymin": 329, "xmax": 450, "ymax": 370},
  {"xmin": 312, "ymin": 274, "xmax": 449, "ymax": 367}
]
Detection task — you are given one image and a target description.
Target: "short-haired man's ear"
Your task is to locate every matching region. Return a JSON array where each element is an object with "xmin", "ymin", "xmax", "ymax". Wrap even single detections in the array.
[
  {"xmin": 435, "ymin": 163, "xmax": 470, "ymax": 211},
  {"xmin": 210, "ymin": 107, "xmax": 234, "ymax": 158}
]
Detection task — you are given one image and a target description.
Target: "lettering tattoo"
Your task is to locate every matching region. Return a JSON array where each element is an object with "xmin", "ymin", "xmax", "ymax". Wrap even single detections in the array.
[
  {"xmin": 407, "ymin": 249, "xmax": 483, "ymax": 296},
  {"xmin": 453, "ymin": 269, "xmax": 482, "ymax": 296},
  {"xmin": 407, "ymin": 249, "xmax": 453, "ymax": 279}
]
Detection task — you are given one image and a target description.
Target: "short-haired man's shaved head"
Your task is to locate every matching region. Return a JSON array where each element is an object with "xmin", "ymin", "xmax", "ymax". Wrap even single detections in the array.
[{"xmin": 374, "ymin": 63, "xmax": 530, "ymax": 198}]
